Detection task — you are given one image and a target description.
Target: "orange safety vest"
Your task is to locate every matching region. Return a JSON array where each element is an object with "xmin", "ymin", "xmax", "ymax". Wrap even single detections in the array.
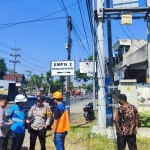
[{"xmin": 52, "ymin": 110, "xmax": 70, "ymax": 133}]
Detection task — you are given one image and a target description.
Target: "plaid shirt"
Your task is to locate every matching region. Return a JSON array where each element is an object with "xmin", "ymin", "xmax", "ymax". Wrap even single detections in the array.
[{"xmin": 115, "ymin": 104, "xmax": 138, "ymax": 135}]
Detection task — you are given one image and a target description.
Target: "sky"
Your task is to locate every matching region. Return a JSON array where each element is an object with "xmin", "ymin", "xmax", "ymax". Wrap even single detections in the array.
[{"xmin": 0, "ymin": 0, "xmax": 147, "ymax": 83}]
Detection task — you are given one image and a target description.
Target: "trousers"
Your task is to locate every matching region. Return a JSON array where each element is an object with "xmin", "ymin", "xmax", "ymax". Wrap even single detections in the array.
[
  {"xmin": 0, "ymin": 137, "xmax": 6, "ymax": 150},
  {"xmin": 29, "ymin": 127, "xmax": 46, "ymax": 150},
  {"xmin": 54, "ymin": 132, "xmax": 67, "ymax": 150},
  {"xmin": 117, "ymin": 133, "xmax": 137, "ymax": 150}
]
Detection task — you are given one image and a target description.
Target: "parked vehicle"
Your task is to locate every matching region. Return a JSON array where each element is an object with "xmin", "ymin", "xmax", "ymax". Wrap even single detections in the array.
[{"xmin": 83, "ymin": 103, "xmax": 95, "ymax": 121}]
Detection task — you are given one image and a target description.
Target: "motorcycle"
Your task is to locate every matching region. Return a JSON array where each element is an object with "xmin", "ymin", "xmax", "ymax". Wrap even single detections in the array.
[{"xmin": 83, "ymin": 102, "xmax": 95, "ymax": 121}]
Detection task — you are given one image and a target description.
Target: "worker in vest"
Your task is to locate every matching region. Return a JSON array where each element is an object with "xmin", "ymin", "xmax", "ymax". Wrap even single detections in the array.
[
  {"xmin": 52, "ymin": 91, "xmax": 70, "ymax": 150},
  {"xmin": 26, "ymin": 96, "xmax": 51, "ymax": 150},
  {"xmin": 6, "ymin": 94, "xmax": 27, "ymax": 150}
]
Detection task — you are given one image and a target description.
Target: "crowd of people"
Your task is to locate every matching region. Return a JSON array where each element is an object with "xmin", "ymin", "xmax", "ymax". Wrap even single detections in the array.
[
  {"xmin": 0, "ymin": 91, "xmax": 70, "ymax": 150},
  {"xmin": 0, "ymin": 92, "xmax": 139, "ymax": 150}
]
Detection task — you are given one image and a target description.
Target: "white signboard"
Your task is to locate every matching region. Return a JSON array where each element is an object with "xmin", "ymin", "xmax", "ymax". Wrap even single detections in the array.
[
  {"xmin": 113, "ymin": 0, "xmax": 138, "ymax": 8},
  {"xmin": 80, "ymin": 61, "xmax": 96, "ymax": 74},
  {"xmin": 51, "ymin": 60, "xmax": 75, "ymax": 76},
  {"xmin": 122, "ymin": 14, "xmax": 132, "ymax": 25}
]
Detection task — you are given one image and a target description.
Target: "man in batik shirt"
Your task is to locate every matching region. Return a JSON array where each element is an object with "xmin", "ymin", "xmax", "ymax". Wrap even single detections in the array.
[{"xmin": 115, "ymin": 94, "xmax": 138, "ymax": 150}]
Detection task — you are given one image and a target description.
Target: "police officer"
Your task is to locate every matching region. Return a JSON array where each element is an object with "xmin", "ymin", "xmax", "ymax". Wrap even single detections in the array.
[
  {"xmin": 26, "ymin": 96, "xmax": 51, "ymax": 150},
  {"xmin": 6, "ymin": 94, "xmax": 27, "ymax": 150},
  {"xmin": 0, "ymin": 95, "xmax": 13, "ymax": 150}
]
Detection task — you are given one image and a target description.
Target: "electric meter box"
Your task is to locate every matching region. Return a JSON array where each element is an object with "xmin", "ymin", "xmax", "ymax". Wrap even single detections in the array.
[{"xmin": 118, "ymin": 79, "xmax": 138, "ymax": 107}]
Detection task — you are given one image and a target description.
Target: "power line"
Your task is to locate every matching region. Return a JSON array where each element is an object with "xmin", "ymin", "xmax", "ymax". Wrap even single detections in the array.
[
  {"xmin": 73, "ymin": 25, "xmax": 90, "ymax": 56},
  {"xmin": 77, "ymin": 0, "xmax": 91, "ymax": 55},
  {"xmin": 0, "ymin": 17, "xmax": 66, "ymax": 30}
]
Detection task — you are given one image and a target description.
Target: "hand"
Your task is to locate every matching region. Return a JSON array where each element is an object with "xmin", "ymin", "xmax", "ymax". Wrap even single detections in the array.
[
  {"xmin": 44, "ymin": 125, "xmax": 47, "ymax": 129},
  {"xmin": 8, "ymin": 120, "xmax": 14, "ymax": 125},
  {"xmin": 52, "ymin": 133, "xmax": 55, "ymax": 141},
  {"xmin": 26, "ymin": 120, "xmax": 31, "ymax": 124},
  {"xmin": 136, "ymin": 127, "xmax": 138, "ymax": 133}
]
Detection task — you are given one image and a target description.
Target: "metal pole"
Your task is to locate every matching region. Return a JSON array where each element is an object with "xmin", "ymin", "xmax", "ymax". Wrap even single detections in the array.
[
  {"xmin": 97, "ymin": 0, "xmax": 106, "ymax": 128},
  {"xmin": 106, "ymin": 0, "xmax": 114, "ymax": 86},
  {"xmin": 66, "ymin": 16, "xmax": 72, "ymax": 117},
  {"xmin": 146, "ymin": 0, "xmax": 150, "ymax": 97},
  {"xmin": 92, "ymin": 0, "xmax": 96, "ymax": 111}
]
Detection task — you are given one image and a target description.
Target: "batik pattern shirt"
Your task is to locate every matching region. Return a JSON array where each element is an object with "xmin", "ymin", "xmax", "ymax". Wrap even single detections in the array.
[{"xmin": 115, "ymin": 104, "xmax": 138, "ymax": 135}]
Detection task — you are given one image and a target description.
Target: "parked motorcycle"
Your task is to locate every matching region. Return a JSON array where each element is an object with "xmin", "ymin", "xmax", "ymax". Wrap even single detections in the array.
[{"xmin": 83, "ymin": 103, "xmax": 95, "ymax": 121}]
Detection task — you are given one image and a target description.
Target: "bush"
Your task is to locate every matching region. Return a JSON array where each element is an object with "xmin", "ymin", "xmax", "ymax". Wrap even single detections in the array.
[{"xmin": 139, "ymin": 111, "xmax": 150, "ymax": 127}]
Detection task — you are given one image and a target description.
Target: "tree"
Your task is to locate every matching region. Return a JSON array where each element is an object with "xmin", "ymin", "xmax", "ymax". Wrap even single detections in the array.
[
  {"xmin": 50, "ymin": 79, "xmax": 61, "ymax": 93},
  {"xmin": 74, "ymin": 69, "xmax": 91, "ymax": 82},
  {"xmin": 86, "ymin": 83, "xmax": 93, "ymax": 92},
  {"xmin": 0, "ymin": 58, "xmax": 7, "ymax": 79}
]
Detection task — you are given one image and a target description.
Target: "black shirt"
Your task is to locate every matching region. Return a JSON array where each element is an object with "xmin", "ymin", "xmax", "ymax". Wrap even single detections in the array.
[{"xmin": 53, "ymin": 107, "xmax": 61, "ymax": 120}]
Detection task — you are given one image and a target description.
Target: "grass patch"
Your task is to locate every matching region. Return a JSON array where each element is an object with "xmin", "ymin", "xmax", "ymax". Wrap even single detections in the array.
[{"xmin": 35, "ymin": 113, "xmax": 150, "ymax": 150}]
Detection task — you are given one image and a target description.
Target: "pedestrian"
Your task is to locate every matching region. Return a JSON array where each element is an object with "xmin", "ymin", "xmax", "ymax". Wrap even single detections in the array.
[
  {"xmin": 6, "ymin": 94, "xmax": 27, "ymax": 150},
  {"xmin": 52, "ymin": 91, "xmax": 70, "ymax": 150},
  {"xmin": 41, "ymin": 96, "xmax": 51, "ymax": 111},
  {"xmin": 26, "ymin": 96, "xmax": 51, "ymax": 150},
  {"xmin": 115, "ymin": 94, "xmax": 139, "ymax": 150},
  {"xmin": 0, "ymin": 95, "xmax": 13, "ymax": 150}
]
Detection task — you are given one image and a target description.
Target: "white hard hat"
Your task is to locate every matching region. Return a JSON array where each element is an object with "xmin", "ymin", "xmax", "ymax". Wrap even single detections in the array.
[{"xmin": 15, "ymin": 94, "xmax": 27, "ymax": 102}]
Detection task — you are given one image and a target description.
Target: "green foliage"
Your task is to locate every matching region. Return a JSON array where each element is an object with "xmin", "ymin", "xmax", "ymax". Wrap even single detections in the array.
[
  {"xmin": 0, "ymin": 58, "xmax": 7, "ymax": 79},
  {"xmin": 139, "ymin": 111, "xmax": 150, "ymax": 128},
  {"xmin": 86, "ymin": 83, "xmax": 93, "ymax": 92},
  {"xmin": 50, "ymin": 79, "xmax": 61, "ymax": 93},
  {"xmin": 74, "ymin": 69, "xmax": 91, "ymax": 82}
]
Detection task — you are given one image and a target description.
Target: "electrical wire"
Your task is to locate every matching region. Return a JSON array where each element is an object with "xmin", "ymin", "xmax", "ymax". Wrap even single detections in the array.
[
  {"xmin": 57, "ymin": 0, "xmax": 68, "ymax": 16},
  {"xmin": 77, "ymin": 0, "xmax": 91, "ymax": 55}
]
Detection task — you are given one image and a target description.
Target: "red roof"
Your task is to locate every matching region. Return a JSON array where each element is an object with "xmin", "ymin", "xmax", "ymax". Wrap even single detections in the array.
[{"xmin": 3, "ymin": 74, "xmax": 24, "ymax": 82}]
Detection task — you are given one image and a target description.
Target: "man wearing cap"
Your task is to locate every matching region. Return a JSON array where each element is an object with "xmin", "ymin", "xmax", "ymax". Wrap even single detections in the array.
[
  {"xmin": 0, "ymin": 95, "xmax": 13, "ymax": 150},
  {"xmin": 6, "ymin": 94, "xmax": 27, "ymax": 150},
  {"xmin": 26, "ymin": 96, "xmax": 51, "ymax": 150},
  {"xmin": 52, "ymin": 91, "xmax": 70, "ymax": 150}
]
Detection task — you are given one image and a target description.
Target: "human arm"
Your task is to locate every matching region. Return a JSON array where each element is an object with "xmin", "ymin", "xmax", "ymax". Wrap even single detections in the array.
[
  {"xmin": 135, "ymin": 108, "xmax": 139, "ymax": 133},
  {"xmin": 26, "ymin": 106, "xmax": 34, "ymax": 124},
  {"xmin": 115, "ymin": 109, "xmax": 120, "ymax": 134},
  {"xmin": 45, "ymin": 107, "xmax": 52, "ymax": 128},
  {"xmin": 0, "ymin": 109, "xmax": 13, "ymax": 129}
]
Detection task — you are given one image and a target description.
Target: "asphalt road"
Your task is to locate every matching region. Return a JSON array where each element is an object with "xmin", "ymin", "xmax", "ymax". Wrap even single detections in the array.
[{"xmin": 4, "ymin": 95, "xmax": 92, "ymax": 112}]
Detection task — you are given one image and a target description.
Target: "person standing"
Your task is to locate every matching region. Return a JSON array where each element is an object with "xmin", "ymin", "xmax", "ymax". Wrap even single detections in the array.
[
  {"xmin": 26, "ymin": 96, "xmax": 51, "ymax": 150},
  {"xmin": 115, "ymin": 94, "xmax": 139, "ymax": 150},
  {"xmin": 0, "ymin": 95, "xmax": 13, "ymax": 150},
  {"xmin": 52, "ymin": 91, "xmax": 70, "ymax": 150},
  {"xmin": 6, "ymin": 94, "xmax": 27, "ymax": 150}
]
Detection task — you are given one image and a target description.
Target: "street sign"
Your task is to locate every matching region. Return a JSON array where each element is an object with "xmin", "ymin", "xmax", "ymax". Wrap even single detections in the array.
[
  {"xmin": 113, "ymin": 0, "xmax": 138, "ymax": 8},
  {"xmin": 80, "ymin": 61, "xmax": 96, "ymax": 73},
  {"xmin": 122, "ymin": 14, "xmax": 132, "ymax": 25},
  {"xmin": 51, "ymin": 60, "xmax": 75, "ymax": 76}
]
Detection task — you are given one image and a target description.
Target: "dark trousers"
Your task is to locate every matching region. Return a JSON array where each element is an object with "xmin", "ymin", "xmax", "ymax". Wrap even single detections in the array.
[
  {"xmin": 0, "ymin": 137, "xmax": 6, "ymax": 150},
  {"xmin": 30, "ymin": 127, "xmax": 46, "ymax": 150},
  {"xmin": 6, "ymin": 130, "xmax": 25, "ymax": 150},
  {"xmin": 117, "ymin": 133, "xmax": 137, "ymax": 150}
]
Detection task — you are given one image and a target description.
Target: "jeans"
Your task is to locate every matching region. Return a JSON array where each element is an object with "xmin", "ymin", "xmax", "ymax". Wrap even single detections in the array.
[
  {"xmin": 117, "ymin": 133, "xmax": 137, "ymax": 150},
  {"xmin": 54, "ymin": 132, "xmax": 67, "ymax": 150},
  {"xmin": 30, "ymin": 127, "xmax": 46, "ymax": 150}
]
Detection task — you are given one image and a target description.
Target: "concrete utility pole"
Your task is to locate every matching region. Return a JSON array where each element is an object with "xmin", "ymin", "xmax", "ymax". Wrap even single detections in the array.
[
  {"xmin": 10, "ymin": 48, "xmax": 21, "ymax": 78},
  {"xmin": 106, "ymin": 0, "xmax": 114, "ymax": 86},
  {"xmin": 92, "ymin": 0, "xmax": 96, "ymax": 111},
  {"xmin": 66, "ymin": 16, "xmax": 72, "ymax": 115},
  {"xmin": 97, "ymin": 0, "xmax": 106, "ymax": 127},
  {"xmin": 146, "ymin": 0, "xmax": 150, "ymax": 86}
]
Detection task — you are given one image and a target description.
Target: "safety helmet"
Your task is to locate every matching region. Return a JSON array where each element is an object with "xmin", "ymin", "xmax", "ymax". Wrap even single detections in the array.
[
  {"xmin": 52, "ymin": 91, "xmax": 63, "ymax": 99},
  {"xmin": 15, "ymin": 94, "xmax": 27, "ymax": 102}
]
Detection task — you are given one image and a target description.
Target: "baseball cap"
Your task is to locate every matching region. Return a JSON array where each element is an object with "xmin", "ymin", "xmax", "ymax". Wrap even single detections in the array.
[{"xmin": 37, "ymin": 96, "xmax": 45, "ymax": 102}]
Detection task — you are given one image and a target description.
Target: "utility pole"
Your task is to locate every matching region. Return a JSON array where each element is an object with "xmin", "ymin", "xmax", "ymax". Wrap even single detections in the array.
[
  {"xmin": 97, "ymin": 0, "xmax": 106, "ymax": 127},
  {"xmin": 106, "ymin": 0, "xmax": 114, "ymax": 86},
  {"xmin": 146, "ymin": 0, "xmax": 150, "ymax": 98},
  {"xmin": 10, "ymin": 48, "xmax": 21, "ymax": 80},
  {"xmin": 66, "ymin": 16, "xmax": 72, "ymax": 115},
  {"xmin": 92, "ymin": 0, "xmax": 96, "ymax": 111}
]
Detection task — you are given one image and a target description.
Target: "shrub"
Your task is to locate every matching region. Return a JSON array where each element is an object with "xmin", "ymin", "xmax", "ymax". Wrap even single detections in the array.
[{"xmin": 139, "ymin": 111, "xmax": 150, "ymax": 127}]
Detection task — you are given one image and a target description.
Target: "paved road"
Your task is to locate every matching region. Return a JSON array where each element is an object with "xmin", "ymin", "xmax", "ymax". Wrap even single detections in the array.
[{"xmin": 4, "ymin": 95, "xmax": 92, "ymax": 112}]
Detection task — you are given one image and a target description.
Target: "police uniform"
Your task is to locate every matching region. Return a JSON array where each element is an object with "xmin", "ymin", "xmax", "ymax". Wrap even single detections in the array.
[{"xmin": 28, "ymin": 104, "xmax": 51, "ymax": 150}]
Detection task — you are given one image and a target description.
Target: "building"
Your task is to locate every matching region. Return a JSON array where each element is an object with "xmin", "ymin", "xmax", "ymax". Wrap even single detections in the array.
[{"xmin": 113, "ymin": 39, "xmax": 148, "ymax": 84}]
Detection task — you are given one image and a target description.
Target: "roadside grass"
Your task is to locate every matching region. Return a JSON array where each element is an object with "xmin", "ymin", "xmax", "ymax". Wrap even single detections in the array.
[{"xmin": 35, "ymin": 113, "xmax": 150, "ymax": 150}]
